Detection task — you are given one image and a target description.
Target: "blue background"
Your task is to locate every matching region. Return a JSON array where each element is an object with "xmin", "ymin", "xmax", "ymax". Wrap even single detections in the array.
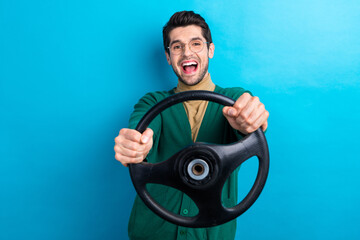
[{"xmin": 1, "ymin": 0, "xmax": 360, "ymax": 239}]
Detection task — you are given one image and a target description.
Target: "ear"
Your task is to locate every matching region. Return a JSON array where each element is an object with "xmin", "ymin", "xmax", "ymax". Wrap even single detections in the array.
[
  {"xmin": 165, "ymin": 51, "xmax": 172, "ymax": 65},
  {"xmin": 208, "ymin": 42, "xmax": 215, "ymax": 59}
]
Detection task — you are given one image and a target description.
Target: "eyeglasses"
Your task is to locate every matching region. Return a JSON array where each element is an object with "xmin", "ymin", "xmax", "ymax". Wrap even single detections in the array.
[{"xmin": 168, "ymin": 39, "xmax": 209, "ymax": 55}]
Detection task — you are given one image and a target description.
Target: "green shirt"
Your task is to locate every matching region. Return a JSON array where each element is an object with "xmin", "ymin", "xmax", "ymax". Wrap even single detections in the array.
[{"xmin": 128, "ymin": 85, "xmax": 249, "ymax": 240}]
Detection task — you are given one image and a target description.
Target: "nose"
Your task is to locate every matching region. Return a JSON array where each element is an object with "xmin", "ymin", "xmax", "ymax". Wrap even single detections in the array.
[{"xmin": 183, "ymin": 43, "xmax": 193, "ymax": 56}]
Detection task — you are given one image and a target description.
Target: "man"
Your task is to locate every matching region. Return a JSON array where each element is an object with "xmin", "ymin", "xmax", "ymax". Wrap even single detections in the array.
[{"xmin": 114, "ymin": 11, "xmax": 269, "ymax": 240}]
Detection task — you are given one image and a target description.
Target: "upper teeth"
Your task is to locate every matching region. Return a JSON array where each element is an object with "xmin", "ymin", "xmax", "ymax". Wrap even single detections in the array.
[{"xmin": 182, "ymin": 62, "xmax": 197, "ymax": 66}]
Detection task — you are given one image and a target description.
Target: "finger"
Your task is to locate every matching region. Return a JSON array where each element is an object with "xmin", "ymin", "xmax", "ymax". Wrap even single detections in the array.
[
  {"xmin": 120, "ymin": 128, "xmax": 142, "ymax": 142},
  {"xmin": 141, "ymin": 128, "xmax": 154, "ymax": 144},
  {"xmin": 233, "ymin": 92, "xmax": 252, "ymax": 112},
  {"xmin": 114, "ymin": 144, "xmax": 144, "ymax": 158},
  {"xmin": 252, "ymin": 110, "xmax": 269, "ymax": 132},
  {"xmin": 260, "ymin": 110, "xmax": 269, "ymax": 131},
  {"xmin": 261, "ymin": 120, "xmax": 268, "ymax": 132},
  {"xmin": 238, "ymin": 96, "xmax": 260, "ymax": 121},
  {"xmin": 247, "ymin": 102, "xmax": 265, "ymax": 125},
  {"xmin": 121, "ymin": 138, "xmax": 144, "ymax": 151},
  {"xmin": 236, "ymin": 107, "xmax": 267, "ymax": 134},
  {"xmin": 115, "ymin": 152, "xmax": 128, "ymax": 167},
  {"xmin": 115, "ymin": 153, "xmax": 144, "ymax": 167}
]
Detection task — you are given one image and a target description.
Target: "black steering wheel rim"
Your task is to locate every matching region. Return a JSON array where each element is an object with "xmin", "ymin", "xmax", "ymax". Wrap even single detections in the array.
[{"xmin": 129, "ymin": 90, "xmax": 269, "ymax": 228}]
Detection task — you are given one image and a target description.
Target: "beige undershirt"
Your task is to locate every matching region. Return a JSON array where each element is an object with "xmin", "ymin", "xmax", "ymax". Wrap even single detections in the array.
[{"xmin": 174, "ymin": 73, "xmax": 215, "ymax": 142}]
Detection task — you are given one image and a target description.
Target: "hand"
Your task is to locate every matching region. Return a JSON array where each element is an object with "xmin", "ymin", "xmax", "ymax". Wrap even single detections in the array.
[
  {"xmin": 114, "ymin": 128, "xmax": 153, "ymax": 167},
  {"xmin": 222, "ymin": 93, "xmax": 269, "ymax": 135}
]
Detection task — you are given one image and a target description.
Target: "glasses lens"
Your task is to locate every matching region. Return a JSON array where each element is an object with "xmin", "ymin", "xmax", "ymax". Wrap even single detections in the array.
[
  {"xmin": 170, "ymin": 43, "xmax": 182, "ymax": 55},
  {"xmin": 189, "ymin": 40, "xmax": 204, "ymax": 53}
]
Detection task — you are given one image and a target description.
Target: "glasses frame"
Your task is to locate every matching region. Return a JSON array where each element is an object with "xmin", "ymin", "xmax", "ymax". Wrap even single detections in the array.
[{"xmin": 167, "ymin": 40, "xmax": 210, "ymax": 55}]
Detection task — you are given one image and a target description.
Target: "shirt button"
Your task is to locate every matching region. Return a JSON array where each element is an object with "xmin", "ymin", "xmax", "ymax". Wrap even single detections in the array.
[
  {"xmin": 182, "ymin": 209, "xmax": 189, "ymax": 215},
  {"xmin": 180, "ymin": 230, "xmax": 186, "ymax": 235}
]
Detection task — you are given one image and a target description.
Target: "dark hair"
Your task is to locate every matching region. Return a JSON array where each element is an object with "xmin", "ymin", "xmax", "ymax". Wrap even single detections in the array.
[{"xmin": 163, "ymin": 11, "xmax": 212, "ymax": 54}]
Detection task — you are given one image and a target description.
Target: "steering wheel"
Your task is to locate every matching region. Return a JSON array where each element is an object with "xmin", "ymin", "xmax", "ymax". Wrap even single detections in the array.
[{"xmin": 129, "ymin": 90, "xmax": 269, "ymax": 228}]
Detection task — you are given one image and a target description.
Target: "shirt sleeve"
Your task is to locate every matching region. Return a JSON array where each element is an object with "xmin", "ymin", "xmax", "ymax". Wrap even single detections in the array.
[{"xmin": 128, "ymin": 92, "xmax": 164, "ymax": 154}]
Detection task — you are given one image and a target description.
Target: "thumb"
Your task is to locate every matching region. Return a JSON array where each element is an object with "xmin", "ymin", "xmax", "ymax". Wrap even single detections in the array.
[
  {"xmin": 141, "ymin": 128, "xmax": 154, "ymax": 144},
  {"xmin": 223, "ymin": 106, "xmax": 237, "ymax": 118}
]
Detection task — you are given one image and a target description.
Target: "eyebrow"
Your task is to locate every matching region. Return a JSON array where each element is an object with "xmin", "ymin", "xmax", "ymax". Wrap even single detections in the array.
[{"xmin": 169, "ymin": 37, "xmax": 203, "ymax": 46}]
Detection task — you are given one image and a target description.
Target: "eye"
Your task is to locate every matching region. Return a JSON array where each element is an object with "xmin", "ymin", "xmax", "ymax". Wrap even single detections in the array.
[
  {"xmin": 172, "ymin": 44, "xmax": 182, "ymax": 50},
  {"xmin": 191, "ymin": 40, "xmax": 202, "ymax": 46}
]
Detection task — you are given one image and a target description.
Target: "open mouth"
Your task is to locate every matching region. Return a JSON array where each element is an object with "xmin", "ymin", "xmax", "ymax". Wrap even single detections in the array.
[{"xmin": 181, "ymin": 60, "xmax": 198, "ymax": 74}]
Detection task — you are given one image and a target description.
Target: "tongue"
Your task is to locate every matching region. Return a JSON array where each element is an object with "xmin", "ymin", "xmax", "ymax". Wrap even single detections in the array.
[{"xmin": 184, "ymin": 65, "xmax": 196, "ymax": 73}]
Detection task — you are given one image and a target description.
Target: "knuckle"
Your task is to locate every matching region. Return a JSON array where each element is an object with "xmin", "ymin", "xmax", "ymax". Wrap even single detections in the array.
[
  {"xmin": 235, "ymin": 117, "xmax": 243, "ymax": 125},
  {"xmin": 119, "ymin": 128, "xmax": 127, "ymax": 135},
  {"xmin": 246, "ymin": 116, "xmax": 254, "ymax": 124},
  {"xmin": 246, "ymin": 126, "xmax": 254, "ymax": 133},
  {"xmin": 128, "ymin": 142, "xmax": 138, "ymax": 150},
  {"xmin": 252, "ymin": 96, "xmax": 260, "ymax": 103},
  {"xmin": 243, "ymin": 92, "xmax": 251, "ymax": 98},
  {"xmin": 114, "ymin": 136, "xmax": 121, "ymax": 144},
  {"xmin": 114, "ymin": 145, "xmax": 120, "ymax": 153},
  {"xmin": 234, "ymin": 101, "xmax": 241, "ymax": 108},
  {"xmin": 131, "ymin": 158, "xmax": 139, "ymax": 163},
  {"xmin": 259, "ymin": 103, "xmax": 265, "ymax": 110},
  {"xmin": 245, "ymin": 118, "xmax": 253, "ymax": 125},
  {"xmin": 137, "ymin": 144, "xmax": 146, "ymax": 152},
  {"xmin": 265, "ymin": 110, "xmax": 270, "ymax": 117},
  {"xmin": 115, "ymin": 153, "xmax": 122, "ymax": 161},
  {"xmin": 138, "ymin": 153, "xmax": 145, "ymax": 160},
  {"xmin": 130, "ymin": 150, "xmax": 138, "ymax": 158},
  {"xmin": 235, "ymin": 100, "xmax": 245, "ymax": 109},
  {"xmin": 239, "ymin": 111, "xmax": 248, "ymax": 119},
  {"xmin": 133, "ymin": 133, "xmax": 141, "ymax": 142},
  {"xmin": 129, "ymin": 157, "xmax": 141, "ymax": 164},
  {"xmin": 122, "ymin": 129, "xmax": 141, "ymax": 141},
  {"xmin": 244, "ymin": 93, "xmax": 252, "ymax": 101}
]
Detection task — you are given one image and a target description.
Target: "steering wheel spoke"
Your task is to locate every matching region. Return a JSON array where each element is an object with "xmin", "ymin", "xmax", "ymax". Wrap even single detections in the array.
[
  {"xmin": 129, "ymin": 153, "xmax": 181, "ymax": 190},
  {"xmin": 212, "ymin": 129, "xmax": 267, "ymax": 174}
]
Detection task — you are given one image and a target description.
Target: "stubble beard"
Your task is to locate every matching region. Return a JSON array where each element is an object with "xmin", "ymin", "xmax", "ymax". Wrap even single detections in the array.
[{"xmin": 172, "ymin": 59, "xmax": 209, "ymax": 86}]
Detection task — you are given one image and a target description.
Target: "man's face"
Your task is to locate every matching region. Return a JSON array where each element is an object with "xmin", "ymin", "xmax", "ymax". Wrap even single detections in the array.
[{"xmin": 165, "ymin": 25, "xmax": 215, "ymax": 86}]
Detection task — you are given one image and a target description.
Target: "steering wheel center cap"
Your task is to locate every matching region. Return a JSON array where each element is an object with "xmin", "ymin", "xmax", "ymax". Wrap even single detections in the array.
[{"xmin": 187, "ymin": 159, "xmax": 209, "ymax": 180}]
